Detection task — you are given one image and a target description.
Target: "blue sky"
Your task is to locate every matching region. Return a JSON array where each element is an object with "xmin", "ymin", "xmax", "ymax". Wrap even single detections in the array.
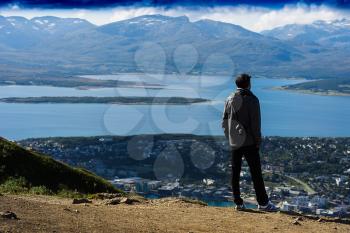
[
  {"xmin": 0, "ymin": 1, "xmax": 349, "ymax": 9},
  {"xmin": 0, "ymin": 1, "xmax": 349, "ymax": 31}
]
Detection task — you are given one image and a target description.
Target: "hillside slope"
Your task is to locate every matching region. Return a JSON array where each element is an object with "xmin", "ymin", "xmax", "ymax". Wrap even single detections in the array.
[
  {"xmin": 0, "ymin": 137, "xmax": 119, "ymax": 194},
  {"xmin": 1, "ymin": 194, "xmax": 349, "ymax": 233}
]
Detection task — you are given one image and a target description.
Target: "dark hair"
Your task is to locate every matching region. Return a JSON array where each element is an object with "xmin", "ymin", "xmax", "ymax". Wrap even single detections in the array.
[{"xmin": 235, "ymin": 73, "xmax": 251, "ymax": 89}]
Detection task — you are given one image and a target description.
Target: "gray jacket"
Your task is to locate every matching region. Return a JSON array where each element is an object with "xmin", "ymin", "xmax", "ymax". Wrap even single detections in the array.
[{"xmin": 222, "ymin": 88, "xmax": 262, "ymax": 148}]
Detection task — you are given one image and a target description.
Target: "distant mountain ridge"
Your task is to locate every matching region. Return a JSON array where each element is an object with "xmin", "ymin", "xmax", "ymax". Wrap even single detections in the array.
[
  {"xmin": 0, "ymin": 15, "xmax": 94, "ymax": 48},
  {"xmin": 262, "ymin": 18, "xmax": 350, "ymax": 46},
  {"xmin": 0, "ymin": 14, "xmax": 349, "ymax": 79}
]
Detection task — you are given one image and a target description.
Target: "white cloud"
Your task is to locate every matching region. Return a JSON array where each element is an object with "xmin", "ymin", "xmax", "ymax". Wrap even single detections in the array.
[
  {"xmin": 10, "ymin": 4, "xmax": 20, "ymax": 10},
  {"xmin": 0, "ymin": 4, "xmax": 349, "ymax": 32},
  {"xmin": 251, "ymin": 4, "xmax": 344, "ymax": 31}
]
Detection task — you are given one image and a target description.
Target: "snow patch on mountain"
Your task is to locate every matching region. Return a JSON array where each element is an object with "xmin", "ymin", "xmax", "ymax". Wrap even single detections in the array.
[{"xmin": 35, "ymin": 20, "xmax": 44, "ymax": 25}]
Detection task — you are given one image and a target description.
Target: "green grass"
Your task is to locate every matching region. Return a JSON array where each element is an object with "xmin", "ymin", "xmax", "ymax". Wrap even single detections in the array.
[
  {"xmin": 0, "ymin": 177, "xmax": 29, "ymax": 194},
  {"xmin": 0, "ymin": 137, "xmax": 122, "ymax": 195},
  {"xmin": 0, "ymin": 177, "xmax": 53, "ymax": 195},
  {"xmin": 29, "ymin": 185, "xmax": 53, "ymax": 195}
]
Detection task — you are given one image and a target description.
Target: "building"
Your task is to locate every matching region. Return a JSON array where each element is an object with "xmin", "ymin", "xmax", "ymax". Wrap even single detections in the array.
[
  {"xmin": 281, "ymin": 201, "xmax": 298, "ymax": 212},
  {"xmin": 158, "ymin": 182, "xmax": 180, "ymax": 196}
]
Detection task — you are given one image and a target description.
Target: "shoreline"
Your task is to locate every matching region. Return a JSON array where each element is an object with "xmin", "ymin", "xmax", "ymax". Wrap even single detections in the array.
[
  {"xmin": 1, "ymin": 74, "xmax": 311, "ymax": 90},
  {"xmin": 271, "ymin": 86, "xmax": 350, "ymax": 97}
]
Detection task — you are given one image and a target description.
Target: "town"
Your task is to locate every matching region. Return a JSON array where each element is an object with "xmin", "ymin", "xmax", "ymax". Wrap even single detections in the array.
[{"xmin": 19, "ymin": 134, "xmax": 350, "ymax": 217}]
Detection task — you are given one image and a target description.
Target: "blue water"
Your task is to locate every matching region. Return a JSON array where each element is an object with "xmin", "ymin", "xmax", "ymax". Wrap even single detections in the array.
[
  {"xmin": 206, "ymin": 201, "xmax": 256, "ymax": 209},
  {"xmin": 0, "ymin": 74, "xmax": 349, "ymax": 140}
]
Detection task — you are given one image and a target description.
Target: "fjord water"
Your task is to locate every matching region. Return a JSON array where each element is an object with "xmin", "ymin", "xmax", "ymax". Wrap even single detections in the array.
[{"xmin": 0, "ymin": 74, "xmax": 349, "ymax": 140}]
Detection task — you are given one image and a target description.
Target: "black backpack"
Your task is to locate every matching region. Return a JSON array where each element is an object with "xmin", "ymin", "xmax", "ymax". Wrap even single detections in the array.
[{"xmin": 226, "ymin": 93, "xmax": 247, "ymax": 148}]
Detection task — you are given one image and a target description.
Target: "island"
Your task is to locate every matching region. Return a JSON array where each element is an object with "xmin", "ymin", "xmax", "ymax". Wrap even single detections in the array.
[
  {"xmin": 275, "ymin": 77, "xmax": 350, "ymax": 96},
  {"xmin": 0, "ymin": 96, "xmax": 210, "ymax": 105},
  {"xmin": 0, "ymin": 76, "xmax": 164, "ymax": 89}
]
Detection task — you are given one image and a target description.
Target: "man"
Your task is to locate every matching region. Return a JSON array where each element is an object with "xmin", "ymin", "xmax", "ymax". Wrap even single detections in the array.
[{"xmin": 222, "ymin": 73, "xmax": 278, "ymax": 211}]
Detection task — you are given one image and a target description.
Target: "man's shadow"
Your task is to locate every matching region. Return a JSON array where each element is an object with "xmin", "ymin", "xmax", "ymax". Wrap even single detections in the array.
[{"xmin": 237, "ymin": 209, "xmax": 267, "ymax": 214}]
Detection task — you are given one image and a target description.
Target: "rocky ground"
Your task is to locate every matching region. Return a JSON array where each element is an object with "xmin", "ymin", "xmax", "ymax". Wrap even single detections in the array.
[{"xmin": 0, "ymin": 194, "xmax": 349, "ymax": 233}]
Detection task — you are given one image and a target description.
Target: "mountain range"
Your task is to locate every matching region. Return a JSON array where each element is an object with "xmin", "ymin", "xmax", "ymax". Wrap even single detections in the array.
[{"xmin": 0, "ymin": 14, "xmax": 349, "ymax": 79}]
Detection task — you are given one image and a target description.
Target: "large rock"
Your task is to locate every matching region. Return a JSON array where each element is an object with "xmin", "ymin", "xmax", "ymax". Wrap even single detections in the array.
[
  {"xmin": 0, "ymin": 211, "xmax": 18, "ymax": 220},
  {"xmin": 95, "ymin": 193, "xmax": 123, "ymax": 200},
  {"xmin": 102, "ymin": 197, "xmax": 141, "ymax": 205},
  {"xmin": 102, "ymin": 197, "xmax": 124, "ymax": 205},
  {"xmin": 72, "ymin": 198, "xmax": 92, "ymax": 204}
]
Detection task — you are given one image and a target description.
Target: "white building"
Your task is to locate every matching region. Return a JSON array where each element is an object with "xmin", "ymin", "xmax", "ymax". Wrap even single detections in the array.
[{"xmin": 281, "ymin": 201, "xmax": 298, "ymax": 212}]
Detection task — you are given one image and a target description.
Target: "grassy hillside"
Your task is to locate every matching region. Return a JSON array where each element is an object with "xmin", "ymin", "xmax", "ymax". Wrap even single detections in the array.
[{"xmin": 0, "ymin": 137, "xmax": 120, "ymax": 194}]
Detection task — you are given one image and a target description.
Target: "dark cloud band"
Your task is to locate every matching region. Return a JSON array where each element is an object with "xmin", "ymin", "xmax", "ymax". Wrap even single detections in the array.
[{"xmin": 1, "ymin": 0, "xmax": 349, "ymax": 9}]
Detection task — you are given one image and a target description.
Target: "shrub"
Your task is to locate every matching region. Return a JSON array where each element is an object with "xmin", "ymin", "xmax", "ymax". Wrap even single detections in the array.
[
  {"xmin": 57, "ymin": 189, "xmax": 87, "ymax": 199},
  {"xmin": 29, "ymin": 186, "xmax": 52, "ymax": 195},
  {"xmin": 0, "ymin": 177, "xmax": 29, "ymax": 194}
]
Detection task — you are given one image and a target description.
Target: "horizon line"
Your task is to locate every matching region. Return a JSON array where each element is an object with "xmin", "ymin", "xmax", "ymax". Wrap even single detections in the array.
[
  {"xmin": 1, "ymin": 4, "xmax": 349, "ymax": 32},
  {"xmin": 1, "ymin": 13, "xmax": 349, "ymax": 31}
]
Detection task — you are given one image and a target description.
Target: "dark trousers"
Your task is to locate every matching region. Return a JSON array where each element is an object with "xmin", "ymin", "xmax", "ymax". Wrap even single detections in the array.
[{"xmin": 231, "ymin": 145, "xmax": 268, "ymax": 206}]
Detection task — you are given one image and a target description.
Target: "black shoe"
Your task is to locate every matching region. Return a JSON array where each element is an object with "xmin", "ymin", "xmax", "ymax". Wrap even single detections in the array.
[{"xmin": 258, "ymin": 201, "xmax": 279, "ymax": 212}]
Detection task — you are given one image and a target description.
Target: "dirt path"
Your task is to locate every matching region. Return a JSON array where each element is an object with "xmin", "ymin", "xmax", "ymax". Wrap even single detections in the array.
[{"xmin": 0, "ymin": 194, "xmax": 349, "ymax": 233}]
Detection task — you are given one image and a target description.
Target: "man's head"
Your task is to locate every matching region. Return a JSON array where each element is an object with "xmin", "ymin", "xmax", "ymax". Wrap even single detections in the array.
[{"xmin": 235, "ymin": 73, "xmax": 251, "ymax": 89}]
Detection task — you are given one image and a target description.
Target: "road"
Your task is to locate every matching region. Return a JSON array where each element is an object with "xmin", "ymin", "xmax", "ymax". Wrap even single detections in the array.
[{"xmin": 263, "ymin": 170, "xmax": 317, "ymax": 195}]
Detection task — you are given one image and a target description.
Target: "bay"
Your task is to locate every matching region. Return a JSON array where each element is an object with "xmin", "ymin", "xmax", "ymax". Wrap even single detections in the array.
[{"xmin": 0, "ymin": 74, "xmax": 349, "ymax": 140}]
